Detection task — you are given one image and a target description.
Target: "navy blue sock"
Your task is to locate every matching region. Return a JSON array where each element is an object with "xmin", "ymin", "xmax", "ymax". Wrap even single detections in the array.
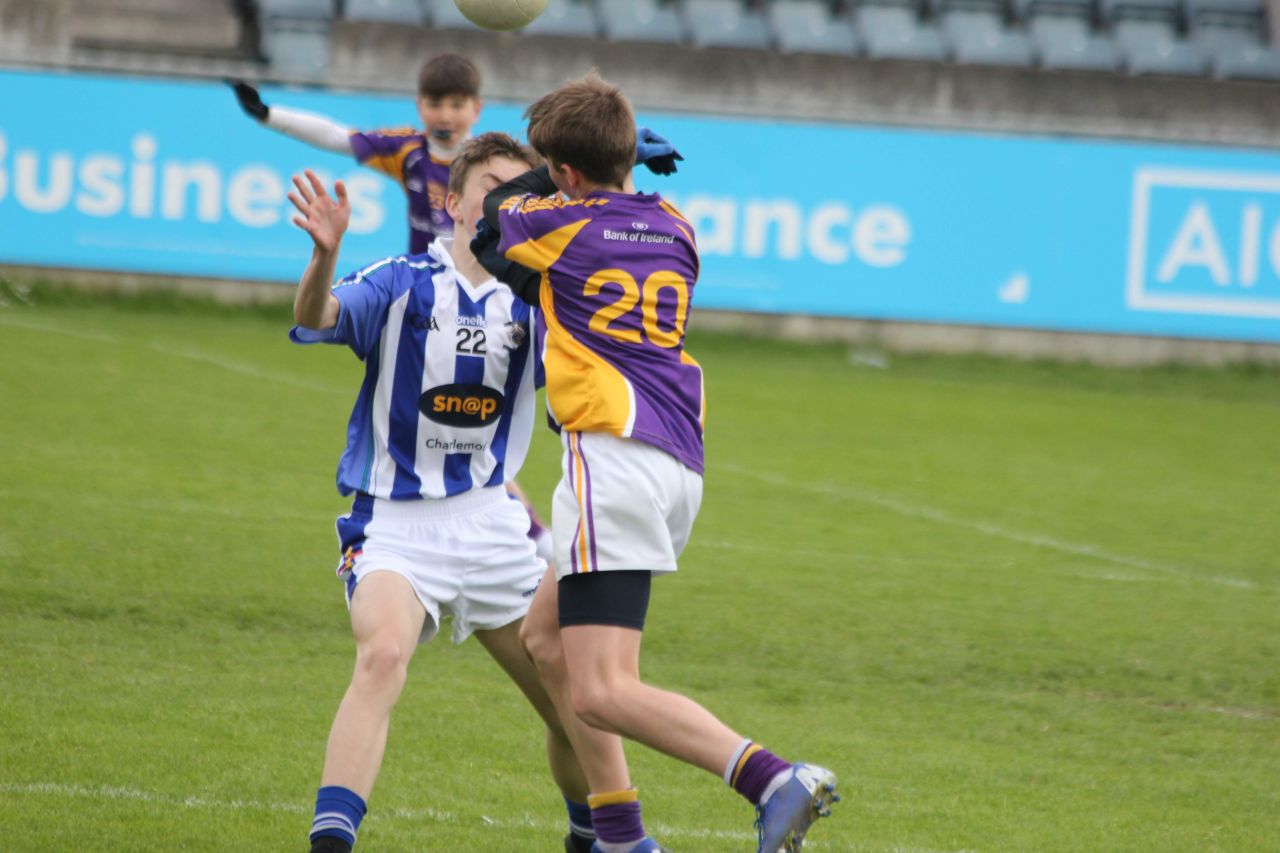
[
  {"xmin": 310, "ymin": 785, "xmax": 367, "ymax": 847},
  {"xmin": 566, "ymin": 797, "xmax": 595, "ymax": 847}
]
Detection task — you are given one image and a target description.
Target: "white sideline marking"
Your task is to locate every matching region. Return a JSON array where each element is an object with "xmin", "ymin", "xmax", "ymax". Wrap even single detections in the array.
[
  {"xmin": 0, "ymin": 314, "xmax": 345, "ymax": 396},
  {"xmin": 721, "ymin": 465, "xmax": 1258, "ymax": 590},
  {"xmin": 0, "ymin": 782, "xmax": 771, "ymax": 845},
  {"xmin": 0, "ymin": 781, "xmax": 952, "ymax": 850},
  {"xmin": 0, "ymin": 486, "xmax": 321, "ymax": 525},
  {"xmin": 0, "ymin": 314, "xmax": 121, "ymax": 344},
  {"xmin": 146, "ymin": 342, "xmax": 347, "ymax": 397}
]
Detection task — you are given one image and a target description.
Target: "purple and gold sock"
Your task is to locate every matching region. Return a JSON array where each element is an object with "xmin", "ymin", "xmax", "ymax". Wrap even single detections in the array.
[
  {"xmin": 725, "ymin": 740, "xmax": 793, "ymax": 805},
  {"xmin": 588, "ymin": 788, "xmax": 646, "ymax": 851}
]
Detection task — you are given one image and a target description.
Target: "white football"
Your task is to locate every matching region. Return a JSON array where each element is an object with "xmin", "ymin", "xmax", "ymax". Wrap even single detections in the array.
[{"xmin": 454, "ymin": 0, "xmax": 549, "ymax": 31}]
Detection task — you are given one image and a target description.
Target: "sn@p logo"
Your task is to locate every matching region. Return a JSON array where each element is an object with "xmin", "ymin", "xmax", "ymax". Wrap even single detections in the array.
[{"xmin": 420, "ymin": 384, "xmax": 504, "ymax": 427}]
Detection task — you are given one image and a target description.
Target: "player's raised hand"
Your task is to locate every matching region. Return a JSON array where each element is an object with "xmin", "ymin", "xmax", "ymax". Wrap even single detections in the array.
[
  {"xmin": 228, "ymin": 79, "xmax": 269, "ymax": 122},
  {"xmin": 289, "ymin": 170, "xmax": 350, "ymax": 254},
  {"xmin": 636, "ymin": 127, "xmax": 684, "ymax": 176}
]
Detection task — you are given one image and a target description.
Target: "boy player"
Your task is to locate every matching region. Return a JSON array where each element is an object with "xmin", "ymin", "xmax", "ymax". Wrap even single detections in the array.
[
  {"xmin": 288, "ymin": 134, "xmax": 596, "ymax": 853},
  {"xmin": 231, "ymin": 52, "xmax": 482, "ymax": 256},
  {"xmin": 232, "ymin": 57, "xmax": 557, "ymax": 563},
  {"xmin": 474, "ymin": 75, "xmax": 840, "ymax": 853}
]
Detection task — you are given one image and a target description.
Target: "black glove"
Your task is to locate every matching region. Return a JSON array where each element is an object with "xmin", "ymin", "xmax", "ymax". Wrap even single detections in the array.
[
  {"xmin": 228, "ymin": 80, "xmax": 269, "ymax": 122},
  {"xmin": 471, "ymin": 219, "xmax": 540, "ymax": 305}
]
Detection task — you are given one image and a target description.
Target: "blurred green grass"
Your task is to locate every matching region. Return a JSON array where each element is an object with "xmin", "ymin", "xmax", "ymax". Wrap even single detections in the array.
[{"xmin": 0, "ymin": 290, "xmax": 1276, "ymax": 851}]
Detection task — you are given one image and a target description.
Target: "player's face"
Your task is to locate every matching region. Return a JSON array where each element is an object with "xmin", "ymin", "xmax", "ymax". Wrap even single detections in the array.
[
  {"xmin": 448, "ymin": 155, "xmax": 532, "ymax": 245},
  {"xmin": 417, "ymin": 94, "xmax": 482, "ymax": 148}
]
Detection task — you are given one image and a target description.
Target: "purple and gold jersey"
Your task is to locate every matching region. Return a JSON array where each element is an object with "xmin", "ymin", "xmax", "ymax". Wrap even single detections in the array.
[
  {"xmin": 349, "ymin": 128, "xmax": 453, "ymax": 254},
  {"xmin": 497, "ymin": 190, "xmax": 705, "ymax": 474}
]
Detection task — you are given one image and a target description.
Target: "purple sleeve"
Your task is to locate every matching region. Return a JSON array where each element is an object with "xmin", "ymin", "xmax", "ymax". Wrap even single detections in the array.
[{"xmin": 347, "ymin": 128, "xmax": 423, "ymax": 183}]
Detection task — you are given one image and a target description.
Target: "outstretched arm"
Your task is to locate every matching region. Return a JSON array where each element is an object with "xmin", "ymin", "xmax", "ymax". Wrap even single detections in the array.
[
  {"xmin": 229, "ymin": 80, "xmax": 354, "ymax": 155},
  {"xmin": 289, "ymin": 170, "xmax": 350, "ymax": 330}
]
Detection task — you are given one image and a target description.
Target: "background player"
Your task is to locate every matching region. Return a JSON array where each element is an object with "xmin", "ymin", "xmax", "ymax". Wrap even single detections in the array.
[
  {"xmin": 231, "ymin": 52, "xmax": 481, "ymax": 256},
  {"xmin": 474, "ymin": 75, "xmax": 839, "ymax": 853},
  {"xmin": 288, "ymin": 133, "xmax": 597, "ymax": 853}
]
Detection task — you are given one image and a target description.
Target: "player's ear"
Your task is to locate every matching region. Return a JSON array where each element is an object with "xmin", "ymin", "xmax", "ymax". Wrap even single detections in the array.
[
  {"xmin": 563, "ymin": 163, "xmax": 585, "ymax": 192},
  {"xmin": 445, "ymin": 190, "xmax": 462, "ymax": 223}
]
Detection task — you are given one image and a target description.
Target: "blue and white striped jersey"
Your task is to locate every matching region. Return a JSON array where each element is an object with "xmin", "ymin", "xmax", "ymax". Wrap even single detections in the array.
[{"xmin": 291, "ymin": 239, "xmax": 538, "ymax": 500}]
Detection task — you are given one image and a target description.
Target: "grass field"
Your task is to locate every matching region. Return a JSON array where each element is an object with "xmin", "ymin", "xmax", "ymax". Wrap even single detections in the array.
[{"xmin": 1, "ymin": 285, "xmax": 1277, "ymax": 852}]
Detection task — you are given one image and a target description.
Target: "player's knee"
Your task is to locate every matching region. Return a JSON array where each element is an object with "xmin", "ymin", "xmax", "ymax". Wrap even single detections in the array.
[
  {"xmin": 569, "ymin": 680, "xmax": 622, "ymax": 731},
  {"xmin": 354, "ymin": 636, "xmax": 411, "ymax": 689}
]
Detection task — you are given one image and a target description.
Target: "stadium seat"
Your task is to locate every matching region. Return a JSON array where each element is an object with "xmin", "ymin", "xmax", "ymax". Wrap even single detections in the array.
[
  {"xmin": 1099, "ymin": 0, "xmax": 1181, "ymax": 21},
  {"xmin": 1113, "ymin": 19, "xmax": 1208, "ymax": 73},
  {"xmin": 1184, "ymin": 0, "xmax": 1273, "ymax": 74},
  {"xmin": 423, "ymin": 0, "xmax": 484, "ymax": 29},
  {"xmin": 855, "ymin": 5, "xmax": 947, "ymax": 60},
  {"xmin": 1183, "ymin": 0, "xmax": 1264, "ymax": 27},
  {"xmin": 1212, "ymin": 43, "xmax": 1280, "ymax": 78},
  {"xmin": 1010, "ymin": 0, "xmax": 1097, "ymax": 21},
  {"xmin": 683, "ymin": 0, "xmax": 772, "ymax": 48},
  {"xmin": 598, "ymin": 0, "xmax": 688, "ymax": 42},
  {"xmin": 257, "ymin": 0, "xmax": 337, "ymax": 19},
  {"xmin": 767, "ymin": 0, "xmax": 860, "ymax": 55},
  {"xmin": 1029, "ymin": 15, "xmax": 1121, "ymax": 69},
  {"xmin": 343, "ymin": 0, "xmax": 424, "ymax": 24},
  {"xmin": 939, "ymin": 9, "xmax": 1035, "ymax": 65},
  {"xmin": 261, "ymin": 17, "xmax": 330, "ymax": 77},
  {"xmin": 520, "ymin": 0, "xmax": 602, "ymax": 37},
  {"xmin": 1191, "ymin": 14, "xmax": 1261, "ymax": 52},
  {"xmin": 1100, "ymin": 0, "xmax": 1208, "ymax": 74}
]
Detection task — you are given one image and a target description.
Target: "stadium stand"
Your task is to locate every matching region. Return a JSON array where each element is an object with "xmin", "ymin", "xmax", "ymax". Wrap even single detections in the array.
[
  {"xmin": 343, "ymin": 0, "xmax": 425, "ymax": 25},
  {"xmin": 937, "ymin": 0, "xmax": 1036, "ymax": 66},
  {"xmin": 598, "ymin": 0, "xmax": 688, "ymax": 43},
  {"xmin": 767, "ymin": 0, "xmax": 861, "ymax": 54},
  {"xmin": 423, "ymin": 0, "xmax": 485, "ymax": 29},
  {"xmin": 1186, "ymin": 0, "xmax": 1280, "ymax": 77},
  {"xmin": 1103, "ymin": 0, "xmax": 1208, "ymax": 74},
  {"xmin": 855, "ymin": 2, "xmax": 948, "ymax": 60},
  {"xmin": 2, "ymin": 0, "xmax": 1279, "ymax": 112},
  {"xmin": 1019, "ymin": 0, "xmax": 1122, "ymax": 70},
  {"xmin": 521, "ymin": 0, "xmax": 603, "ymax": 37},
  {"xmin": 0, "ymin": 0, "xmax": 259, "ymax": 73},
  {"xmin": 684, "ymin": 0, "xmax": 773, "ymax": 49}
]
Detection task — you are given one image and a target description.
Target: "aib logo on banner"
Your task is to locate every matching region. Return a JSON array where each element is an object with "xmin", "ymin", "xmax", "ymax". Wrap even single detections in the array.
[{"xmin": 1128, "ymin": 167, "xmax": 1280, "ymax": 318}]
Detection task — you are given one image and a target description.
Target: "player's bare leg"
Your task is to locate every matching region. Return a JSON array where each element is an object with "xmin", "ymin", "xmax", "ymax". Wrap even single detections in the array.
[
  {"xmin": 310, "ymin": 570, "xmax": 426, "ymax": 851},
  {"xmin": 523, "ymin": 567, "xmax": 673, "ymax": 852},
  {"xmin": 559, "ymin": 622, "xmax": 743, "ymax": 773},
  {"xmin": 520, "ymin": 567, "xmax": 634, "ymax": 793},
  {"xmin": 320, "ymin": 570, "xmax": 426, "ymax": 798},
  {"xmin": 474, "ymin": 617, "xmax": 589, "ymax": 803},
  {"xmin": 559, "ymin": 619, "xmax": 838, "ymax": 853}
]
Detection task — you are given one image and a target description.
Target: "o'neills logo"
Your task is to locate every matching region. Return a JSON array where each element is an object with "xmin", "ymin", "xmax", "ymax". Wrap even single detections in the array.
[{"xmin": 420, "ymin": 384, "xmax": 504, "ymax": 427}]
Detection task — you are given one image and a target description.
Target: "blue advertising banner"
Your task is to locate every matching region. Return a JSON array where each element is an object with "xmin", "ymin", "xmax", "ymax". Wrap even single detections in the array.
[{"xmin": 3, "ymin": 67, "xmax": 1280, "ymax": 342}]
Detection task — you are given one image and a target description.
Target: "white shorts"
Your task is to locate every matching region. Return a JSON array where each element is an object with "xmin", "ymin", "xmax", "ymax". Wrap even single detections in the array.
[
  {"xmin": 552, "ymin": 431, "xmax": 703, "ymax": 579},
  {"xmin": 334, "ymin": 486, "xmax": 545, "ymax": 644}
]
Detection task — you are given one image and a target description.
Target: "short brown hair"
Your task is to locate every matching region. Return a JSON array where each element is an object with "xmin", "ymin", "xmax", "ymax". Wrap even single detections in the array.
[
  {"xmin": 525, "ymin": 72, "xmax": 635, "ymax": 187},
  {"xmin": 447, "ymin": 132, "xmax": 541, "ymax": 197},
  {"xmin": 418, "ymin": 53, "xmax": 481, "ymax": 99}
]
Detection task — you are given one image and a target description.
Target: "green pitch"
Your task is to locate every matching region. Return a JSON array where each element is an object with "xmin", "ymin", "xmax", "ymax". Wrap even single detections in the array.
[{"xmin": 1, "ymin": 287, "xmax": 1276, "ymax": 852}]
